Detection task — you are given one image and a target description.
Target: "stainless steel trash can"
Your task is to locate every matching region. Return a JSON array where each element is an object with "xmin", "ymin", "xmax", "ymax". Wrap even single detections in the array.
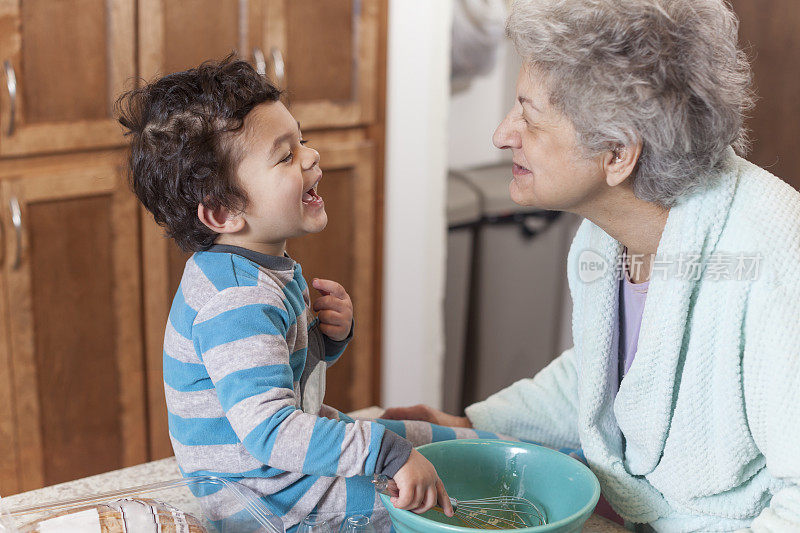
[
  {"xmin": 443, "ymin": 172, "xmax": 482, "ymax": 413},
  {"xmin": 456, "ymin": 164, "xmax": 576, "ymax": 407}
]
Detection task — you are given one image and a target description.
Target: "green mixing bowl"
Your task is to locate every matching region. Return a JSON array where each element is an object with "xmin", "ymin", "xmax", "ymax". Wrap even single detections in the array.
[{"xmin": 379, "ymin": 440, "xmax": 600, "ymax": 533}]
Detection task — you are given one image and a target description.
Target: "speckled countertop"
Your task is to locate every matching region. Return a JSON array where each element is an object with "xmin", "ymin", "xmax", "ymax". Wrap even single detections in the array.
[{"xmin": 1, "ymin": 408, "xmax": 626, "ymax": 532}]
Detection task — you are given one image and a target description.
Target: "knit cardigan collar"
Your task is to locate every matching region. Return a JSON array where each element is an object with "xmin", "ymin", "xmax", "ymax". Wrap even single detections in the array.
[{"xmin": 569, "ymin": 149, "xmax": 740, "ymax": 521}]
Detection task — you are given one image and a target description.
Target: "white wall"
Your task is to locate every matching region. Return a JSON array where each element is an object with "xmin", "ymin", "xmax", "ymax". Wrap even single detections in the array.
[
  {"xmin": 381, "ymin": 0, "xmax": 454, "ymax": 409},
  {"xmin": 448, "ymin": 40, "xmax": 521, "ymax": 169}
]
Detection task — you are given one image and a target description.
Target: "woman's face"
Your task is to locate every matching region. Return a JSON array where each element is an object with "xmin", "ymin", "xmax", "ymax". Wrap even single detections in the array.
[{"xmin": 493, "ymin": 66, "xmax": 607, "ymax": 212}]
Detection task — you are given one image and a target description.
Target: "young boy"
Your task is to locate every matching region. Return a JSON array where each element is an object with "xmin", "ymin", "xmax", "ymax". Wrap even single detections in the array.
[{"xmin": 116, "ymin": 57, "xmax": 460, "ymax": 531}]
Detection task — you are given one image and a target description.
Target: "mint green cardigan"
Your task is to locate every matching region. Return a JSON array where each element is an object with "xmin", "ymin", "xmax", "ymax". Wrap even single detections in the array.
[{"xmin": 466, "ymin": 150, "xmax": 800, "ymax": 532}]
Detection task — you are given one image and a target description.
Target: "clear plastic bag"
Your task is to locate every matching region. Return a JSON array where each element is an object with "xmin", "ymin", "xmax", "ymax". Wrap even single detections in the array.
[
  {"xmin": 2, "ymin": 477, "xmax": 283, "ymax": 533},
  {"xmin": 338, "ymin": 514, "xmax": 375, "ymax": 533}
]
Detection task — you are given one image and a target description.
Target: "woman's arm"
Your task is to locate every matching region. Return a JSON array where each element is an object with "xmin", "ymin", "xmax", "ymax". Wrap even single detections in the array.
[
  {"xmin": 384, "ymin": 347, "xmax": 581, "ymax": 449},
  {"xmin": 381, "ymin": 405, "xmax": 472, "ymax": 428},
  {"xmin": 742, "ymin": 260, "xmax": 800, "ymax": 531},
  {"xmin": 463, "ymin": 347, "xmax": 581, "ymax": 449}
]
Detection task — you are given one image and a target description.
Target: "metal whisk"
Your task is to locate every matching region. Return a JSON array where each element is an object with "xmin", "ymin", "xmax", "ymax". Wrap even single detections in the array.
[{"xmin": 373, "ymin": 475, "xmax": 547, "ymax": 530}]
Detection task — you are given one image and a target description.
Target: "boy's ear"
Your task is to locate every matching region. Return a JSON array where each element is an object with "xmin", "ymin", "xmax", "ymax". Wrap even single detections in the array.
[
  {"xmin": 197, "ymin": 203, "xmax": 245, "ymax": 234},
  {"xmin": 604, "ymin": 140, "xmax": 642, "ymax": 188}
]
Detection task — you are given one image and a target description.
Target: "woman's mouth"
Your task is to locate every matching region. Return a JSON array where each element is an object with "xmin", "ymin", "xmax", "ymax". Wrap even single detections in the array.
[
  {"xmin": 302, "ymin": 178, "xmax": 324, "ymax": 207},
  {"xmin": 512, "ymin": 162, "xmax": 531, "ymax": 177}
]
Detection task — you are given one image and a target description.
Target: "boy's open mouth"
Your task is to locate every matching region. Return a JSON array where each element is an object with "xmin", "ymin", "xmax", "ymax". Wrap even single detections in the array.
[{"xmin": 302, "ymin": 177, "xmax": 324, "ymax": 207}]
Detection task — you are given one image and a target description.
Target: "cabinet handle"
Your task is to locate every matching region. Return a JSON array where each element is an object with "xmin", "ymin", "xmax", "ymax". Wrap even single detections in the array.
[
  {"xmin": 3, "ymin": 60, "xmax": 16, "ymax": 137},
  {"xmin": 9, "ymin": 196, "xmax": 21, "ymax": 270},
  {"xmin": 253, "ymin": 47, "xmax": 267, "ymax": 77},
  {"xmin": 270, "ymin": 47, "xmax": 285, "ymax": 87}
]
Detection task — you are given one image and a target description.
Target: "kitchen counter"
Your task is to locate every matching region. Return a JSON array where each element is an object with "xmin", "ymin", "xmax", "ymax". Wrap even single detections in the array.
[{"xmin": 1, "ymin": 408, "xmax": 627, "ymax": 532}]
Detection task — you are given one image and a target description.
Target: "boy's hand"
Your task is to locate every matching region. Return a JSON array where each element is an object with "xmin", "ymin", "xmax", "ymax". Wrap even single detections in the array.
[
  {"xmin": 311, "ymin": 278, "xmax": 353, "ymax": 341},
  {"xmin": 392, "ymin": 450, "xmax": 454, "ymax": 517},
  {"xmin": 382, "ymin": 404, "xmax": 472, "ymax": 429}
]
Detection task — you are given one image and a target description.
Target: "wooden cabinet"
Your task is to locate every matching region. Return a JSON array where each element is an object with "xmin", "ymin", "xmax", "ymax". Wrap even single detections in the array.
[
  {"xmin": 0, "ymin": 152, "xmax": 147, "ymax": 493},
  {"xmin": 140, "ymin": 213, "xmax": 191, "ymax": 460},
  {"xmin": 0, "ymin": 0, "xmax": 381, "ymax": 158},
  {"xmin": 259, "ymin": 0, "xmax": 380, "ymax": 129},
  {"xmin": 0, "ymin": 0, "xmax": 387, "ymax": 490},
  {"xmin": 137, "ymin": 0, "xmax": 259, "ymax": 79},
  {"xmin": 287, "ymin": 131, "xmax": 378, "ymax": 410},
  {"xmin": 0, "ymin": 0, "xmax": 135, "ymax": 156},
  {"xmin": 729, "ymin": 1, "xmax": 800, "ymax": 191},
  {"xmin": 137, "ymin": 0, "xmax": 380, "ymax": 130}
]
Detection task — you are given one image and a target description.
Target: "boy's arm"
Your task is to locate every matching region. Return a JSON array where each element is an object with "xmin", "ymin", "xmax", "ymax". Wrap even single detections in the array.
[
  {"xmin": 317, "ymin": 403, "xmax": 342, "ymax": 420},
  {"xmin": 311, "ymin": 278, "xmax": 354, "ymax": 365},
  {"xmin": 322, "ymin": 319, "xmax": 353, "ymax": 365},
  {"xmin": 194, "ymin": 287, "xmax": 407, "ymax": 478}
]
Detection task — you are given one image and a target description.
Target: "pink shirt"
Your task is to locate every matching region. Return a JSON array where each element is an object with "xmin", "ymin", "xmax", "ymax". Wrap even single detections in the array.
[{"xmin": 619, "ymin": 248, "xmax": 649, "ymax": 379}]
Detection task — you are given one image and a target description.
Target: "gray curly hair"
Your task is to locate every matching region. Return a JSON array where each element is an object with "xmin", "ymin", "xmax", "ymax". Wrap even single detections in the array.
[{"xmin": 506, "ymin": 0, "xmax": 755, "ymax": 206}]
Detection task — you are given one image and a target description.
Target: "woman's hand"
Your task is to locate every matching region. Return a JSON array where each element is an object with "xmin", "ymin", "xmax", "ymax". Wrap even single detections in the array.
[
  {"xmin": 382, "ymin": 404, "xmax": 472, "ymax": 428},
  {"xmin": 312, "ymin": 278, "xmax": 353, "ymax": 341},
  {"xmin": 392, "ymin": 449, "xmax": 454, "ymax": 516}
]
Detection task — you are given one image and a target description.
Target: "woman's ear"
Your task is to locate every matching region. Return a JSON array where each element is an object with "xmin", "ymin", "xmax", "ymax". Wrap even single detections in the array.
[
  {"xmin": 604, "ymin": 141, "xmax": 643, "ymax": 187},
  {"xmin": 197, "ymin": 203, "xmax": 245, "ymax": 234}
]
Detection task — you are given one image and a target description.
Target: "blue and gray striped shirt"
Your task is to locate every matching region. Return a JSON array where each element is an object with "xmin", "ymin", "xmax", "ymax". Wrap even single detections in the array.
[{"xmin": 164, "ymin": 245, "xmax": 411, "ymax": 526}]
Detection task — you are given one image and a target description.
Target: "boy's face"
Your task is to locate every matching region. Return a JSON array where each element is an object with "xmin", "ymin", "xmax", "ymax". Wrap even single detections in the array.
[{"xmin": 230, "ymin": 101, "xmax": 327, "ymax": 253}]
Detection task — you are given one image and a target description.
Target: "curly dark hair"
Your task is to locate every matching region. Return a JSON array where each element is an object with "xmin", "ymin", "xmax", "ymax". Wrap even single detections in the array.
[{"xmin": 115, "ymin": 54, "xmax": 282, "ymax": 251}]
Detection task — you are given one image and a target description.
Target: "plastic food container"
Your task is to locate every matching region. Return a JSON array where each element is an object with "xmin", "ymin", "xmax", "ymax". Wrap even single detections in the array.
[{"xmin": 0, "ymin": 476, "xmax": 284, "ymax": 533}]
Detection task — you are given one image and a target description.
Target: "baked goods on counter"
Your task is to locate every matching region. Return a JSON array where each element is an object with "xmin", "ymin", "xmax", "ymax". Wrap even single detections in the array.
[{"xmin": 18, "ymin": 498, "xmax": 208, "ymax": 533}]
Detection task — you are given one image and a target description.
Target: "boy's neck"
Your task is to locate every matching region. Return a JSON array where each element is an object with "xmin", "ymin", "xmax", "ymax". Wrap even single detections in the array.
[{"xmin": 214, "ymin": 235, "xmax": 287, "ymax": 257}]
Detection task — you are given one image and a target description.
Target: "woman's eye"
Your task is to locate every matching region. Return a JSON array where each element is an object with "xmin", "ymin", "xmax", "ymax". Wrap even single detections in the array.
[
  {"xmin": 300, "ymin": 139, "xmax": 309, "ymax": 146},
  {"xmin": 523, "ymin": 117, "xmax": 538, "ymax": 131}
]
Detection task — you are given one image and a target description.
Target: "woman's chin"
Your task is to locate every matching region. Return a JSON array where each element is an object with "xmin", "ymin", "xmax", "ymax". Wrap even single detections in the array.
[
  {"xmin": 510, "ymin": 180, "xmax": 545, "ymax": 208},
  {"xmin": 509, "ymin": 179, "xmax": 529, "ymax": 204}
]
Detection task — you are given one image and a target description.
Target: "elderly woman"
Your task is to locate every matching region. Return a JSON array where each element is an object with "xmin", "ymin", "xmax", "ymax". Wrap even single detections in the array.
[{"xmin": 385, "ymin": 0, "xmax": 800, "ymax": 531}]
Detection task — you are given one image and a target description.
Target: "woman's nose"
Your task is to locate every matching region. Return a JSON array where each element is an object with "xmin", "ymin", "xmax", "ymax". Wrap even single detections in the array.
[{"xmin": 492, "ymin": 113, "xmax": 519, "ymax": 151}]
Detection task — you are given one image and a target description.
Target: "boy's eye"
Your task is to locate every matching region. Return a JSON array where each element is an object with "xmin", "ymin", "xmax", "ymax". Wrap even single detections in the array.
[{"xmin": 278, "ymin": 139, "xmax": 309, "ymax": 164}]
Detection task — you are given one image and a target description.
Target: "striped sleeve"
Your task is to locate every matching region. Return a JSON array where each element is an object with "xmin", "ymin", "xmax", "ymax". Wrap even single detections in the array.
[
  {"xmin": 322, "ymin": 319, "xmax": 354, "ymax": 365},
  {"xmin": 193, "ymin": 287, "xmax": 387, "ymax": 478}
]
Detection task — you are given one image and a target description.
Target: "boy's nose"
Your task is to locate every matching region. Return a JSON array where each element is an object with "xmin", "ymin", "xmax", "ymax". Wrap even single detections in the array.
[{"xmin": 302, "ymin": 146, "xmax": 320, "ymax": 171}]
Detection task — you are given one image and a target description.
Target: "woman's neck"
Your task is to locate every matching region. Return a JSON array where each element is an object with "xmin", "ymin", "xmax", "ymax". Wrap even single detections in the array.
[{"xmin": 574, "ymin": 183, "xmax": 670, "ymax": 283}]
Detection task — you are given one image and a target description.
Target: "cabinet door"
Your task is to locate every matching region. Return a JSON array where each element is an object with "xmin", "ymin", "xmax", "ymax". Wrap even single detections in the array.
[
  {"xmin": 0, "ymin": 152, "xmax": 146, "ymax": 491},
  {"xmin": 0, "ymin": 259, "xmax": 19, "ymax": 494},
  {"xmin": 0, "ymin": 0, "xmax": 135, "ymax": 157},
  {"xmin": 287, "ymin": 132, "xmax": 379, "ymax": 411},
  {"xmin": 138, "ymin": 0, "xmax": 261, "ymax": 78},
  {"xmin": 259, "ymin": 0, "xmax": 382, "ymax": 130},
  {"xmin": 141, "ymin": 209, "xmax": 190, "ymax": 460}
]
